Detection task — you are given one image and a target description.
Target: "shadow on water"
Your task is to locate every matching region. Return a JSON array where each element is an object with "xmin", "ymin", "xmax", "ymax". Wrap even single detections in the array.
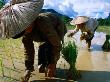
[
  {"xmin": 102, "ymin": 49, "xmax": 110, "ymax": 52},
  {"xmin": 30, "ymin": 79, "xmax": 74, "ymax": 82},
  {"xmin": 30, "ymin": 68, "xmax": 75, "ymax": 82},
  {"xmin": 91, "ymin": 44, "xmax": 103, "ymax": 51},
  {"xmin": 30, "ymin": 70, "xmax": 110, "ymax": 82},
  {"xmin": 31, "ymin": 32, "xmax": 110, "ymax": 82},
  {"xmin": 90, "ymin": 44, "xmax": 110, "ymax": 52},
  {"xmin": 77, "ymin": 70, "xmax": 110, "ymax": 82}
]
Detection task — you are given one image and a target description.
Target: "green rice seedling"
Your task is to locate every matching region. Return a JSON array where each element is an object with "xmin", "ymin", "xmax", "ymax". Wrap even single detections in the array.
[
  {"xmin": 102, "ymin": 35, "xmax": 110, "ymax": 50},
  {"xmin": 62, "ymin": 41, "xmax": 77, "ymax": 65},
  {"xmin": 61, "ymin": 38, "xmax": 81, "ymax": 80},
  {"xmin": 0, "ymin": 57, "xmax": 4, "ymax": 77}
]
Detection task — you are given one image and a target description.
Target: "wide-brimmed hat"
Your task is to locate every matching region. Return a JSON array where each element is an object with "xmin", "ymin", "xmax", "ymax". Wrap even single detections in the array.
[
  {"xmin": 70, "ymin": 16, "xmax": 90, "ymax": 25},
  {"xmin": 0, "ymin": 0, "xmax": 44, "ymax": 39}
]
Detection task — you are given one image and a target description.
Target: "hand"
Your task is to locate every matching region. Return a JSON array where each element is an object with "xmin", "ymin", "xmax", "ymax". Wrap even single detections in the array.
[
  {"xmin": 80, "ymin": 33, "xmax": 87, "ymax": 40},
  {"xmin": 67, "ymin": 33, "xmax": 74, "ymax": 37}
]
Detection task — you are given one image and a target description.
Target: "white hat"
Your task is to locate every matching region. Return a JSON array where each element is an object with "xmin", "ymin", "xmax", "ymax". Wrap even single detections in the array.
[{"xmin": 70, "ymin": 16, "xmax": 90, "ymax": 25}]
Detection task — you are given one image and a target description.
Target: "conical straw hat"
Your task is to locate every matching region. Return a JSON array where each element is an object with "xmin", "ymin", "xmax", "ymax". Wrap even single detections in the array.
[
  {"xmin": 70, "ymin": 16, "xmax": 89, "ymax": 25},
  {"xmin": 0, "ymin": 0, "xmax": 44, "ymax": 39}
]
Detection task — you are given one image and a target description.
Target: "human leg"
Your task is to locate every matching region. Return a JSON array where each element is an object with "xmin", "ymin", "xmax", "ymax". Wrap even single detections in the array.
[
  {"xmin": 22, "ymin": 33, "xmax": 35, "ymax": 71},
  {"xmin": 37, "ymin": 24, "xmax": 61, "ymax": 77},
  {"xmin": 87, "ymin": 40, "xmax": 91, "ymax": 49},
  {"xmin": 20, "ymin": 33, "xmax": 35, "ymax": 82},
  {"xmin": 38, "ymin": 42, "xmax": 52, "ymax": 73}
]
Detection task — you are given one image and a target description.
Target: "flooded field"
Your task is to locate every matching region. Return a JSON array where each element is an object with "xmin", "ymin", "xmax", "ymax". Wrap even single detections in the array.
[
  {"xmin": 0, "ymin": 31, "xmax": 110, "ymax": 82},
  {"xmin": 71, "ymin": 31, "xmax": 110, "ymax": 82}
]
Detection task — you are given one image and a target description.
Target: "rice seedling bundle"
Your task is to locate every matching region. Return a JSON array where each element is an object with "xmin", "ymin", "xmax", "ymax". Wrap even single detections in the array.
[
  {"xmin": 102, "ymin": 35, "xmax": 110, "ymax": 50},
  {"xmin": 61, "ymin": 37, "xmax": 81, "ymax": 80},
  {"xmin": 62, "ymin": 41, "xmax": 77, "ymax": 66}
]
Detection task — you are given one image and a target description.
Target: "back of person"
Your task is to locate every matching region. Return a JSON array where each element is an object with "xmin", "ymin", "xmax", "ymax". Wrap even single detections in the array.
[
  {"xmin": 12, "ymin": 12, "xmax": 67, "ymax": 42},
  {"xmin": 12, "ymin": 12, "xmax": 67, "ymax": 81},
  {"xmin": 85, "ymin": 18, "xmax": 98, "ymax": 33},
  {"xmin": 32, "ymin": 12, "xmax": 67, "ymax": 73},
  {"xmin": 32, "ymin": 12, "xmax": 67, "ymax": 42}
]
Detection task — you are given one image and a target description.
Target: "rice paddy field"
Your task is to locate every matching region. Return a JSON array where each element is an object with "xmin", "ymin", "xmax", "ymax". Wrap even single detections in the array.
[
  {"xmin": 0, "ymin": 38, "xmax": 25, "ymax": 82},
  {"xmin": 96, "ymin": 26, "xmax": 110, "ymax": 35},
  {"xmin": 0, "ymin": 25, "xmax": 110, "ymax": 82}
]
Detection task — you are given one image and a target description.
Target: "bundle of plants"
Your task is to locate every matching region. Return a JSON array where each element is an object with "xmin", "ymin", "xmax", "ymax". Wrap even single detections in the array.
[
  {"xmin": 102, "ymin": 35, "xmax": 110, "ymax": 50},
  {"xmin": 61, "ymin": 40, "xmax": 81, "ymax": 80}
]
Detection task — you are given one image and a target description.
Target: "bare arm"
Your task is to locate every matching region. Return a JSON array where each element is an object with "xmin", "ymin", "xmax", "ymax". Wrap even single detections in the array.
[{"xmin": 68, "ymin": 27, "xmax": 79, "ymax": 37}]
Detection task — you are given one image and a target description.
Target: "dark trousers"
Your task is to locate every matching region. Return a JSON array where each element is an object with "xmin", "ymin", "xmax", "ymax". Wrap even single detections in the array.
[
  {"xmin": 38, "ymin": 42, "xmax": 52, "ymax": 66},
  {"xmin": 22, "ymin": 32, "xmax": 61, "ymax": 71},
  {"xmin": 22, "ymin": 33, "xmax": 35, "ymax": 71}
]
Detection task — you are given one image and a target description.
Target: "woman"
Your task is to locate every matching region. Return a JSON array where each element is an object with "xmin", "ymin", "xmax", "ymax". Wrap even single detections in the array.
[
  {"xmin": 18, "ymin": 12, "xmax": 67, "ymax": 82},
  {"xmin": 0, "ymin": 0, "xmax": 44, "ymax": 39},
  {"xmin": 68, "ymin": 16, "xmax": 98, "ymax": 49}
]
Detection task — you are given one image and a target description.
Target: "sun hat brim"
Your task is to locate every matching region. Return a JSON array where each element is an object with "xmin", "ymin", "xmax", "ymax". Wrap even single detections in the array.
[{"xmin": 70, "ymin": 16, "xmax": 90, "ymax": 25}]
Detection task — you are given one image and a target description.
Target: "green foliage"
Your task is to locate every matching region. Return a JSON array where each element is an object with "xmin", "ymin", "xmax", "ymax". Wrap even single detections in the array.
[
  {"xmin": 0, "ymin": 38, "xmax": 22, "ymax": 48},
  {"xmin": 60, "ymin": 16, "xmax": 70, "ymax": 23},
  {"xmin": 60, "ymin": 15, "xmax": 72, "ymax": 25},
  {"xmin": 59, "ymin": 15, "xmax": 76, "ymax": 30},
  {"xmin": 102, "ymin": 40, "xmax": 110, "ymax": 50},
  {"xmin": 97, "ymin": 18, "xmax": 110, "ymax": 26},
  {"xmin": 58, "ymin": 14, "xmax": 76, "ymax": 30},
  {"xmin": 66, "ymin": 24, "xmax": 75, "ymax": 30},
  {"xmin": 102, "ymin": 35, "xmax": 110, "ymax": 50},
  {"xmin": 0, "ymin": 0, "xmax": 5, "ymax": 9},
  {"xmin": 0, "ymin": 38, "xmax": 24, "ymax": 58},
  {"xmin": 62, "ymin": 40, "xmax": 78, "ymax": 65},
  {"xmin": 61, "ymin": 39, "xmax": 81, "ymax": 79},
  {"xmin": 96, "ymin": 26, "xmax": 110, "ymax": 34},
  {"xmin": 59, "ymin": 13, "xmax": 110, "ymax": 29}
]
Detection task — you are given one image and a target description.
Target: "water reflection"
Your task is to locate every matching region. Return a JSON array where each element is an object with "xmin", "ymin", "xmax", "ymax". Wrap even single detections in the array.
[{"xmin": 70, "ymin": 31, "xmax": 110, "ymax": 71}]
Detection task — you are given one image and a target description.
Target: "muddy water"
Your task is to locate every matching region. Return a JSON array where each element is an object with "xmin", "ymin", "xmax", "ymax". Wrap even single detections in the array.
[{"xmin": 68, "ymin": 31, "xmax": 110, "ymax": 72}]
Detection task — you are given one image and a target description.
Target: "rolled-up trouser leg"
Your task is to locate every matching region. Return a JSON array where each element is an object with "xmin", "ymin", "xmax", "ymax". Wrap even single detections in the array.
[{"xmin": 22, "ymin": 33, "xmax": 35, "ymax": 71}]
